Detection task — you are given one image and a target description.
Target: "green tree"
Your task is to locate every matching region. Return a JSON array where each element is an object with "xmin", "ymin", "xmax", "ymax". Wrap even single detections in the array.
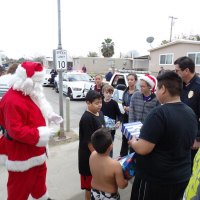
[
  {"xmin": 161, "ymin": 40, "xmax": 170, "ymax": 45},
  {"xmin": 176, "ymin": 33, "xmax": 200, "ymax": 41},
  {"xmin": 101, "ymin": 38, "xmax": 115, "ymax": 57},
  {"xmin": 32, "ymin": 56, "xmax": 45, "ymax": 63},
  {"xmin": 87, "ymin": 52, "xmax": 98, "ymax": 57},
  {"xmin": 161, "ymin": 34, "xmax": 200, "ymax": 45},
  {"xmin": 18, "ymin": 57, "xmax": 26, "ymax": 63}
]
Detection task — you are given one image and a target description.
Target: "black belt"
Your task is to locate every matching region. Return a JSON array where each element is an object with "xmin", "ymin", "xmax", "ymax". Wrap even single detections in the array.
[{"xmin": 0, "ymin": 125, "xmax": 13, "ymax": 140}]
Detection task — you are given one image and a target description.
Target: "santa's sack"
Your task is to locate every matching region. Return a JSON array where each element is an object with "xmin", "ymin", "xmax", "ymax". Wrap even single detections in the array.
[{"xmin": 118, "ymin": 152, "xmax": 136, "ymax": 180}]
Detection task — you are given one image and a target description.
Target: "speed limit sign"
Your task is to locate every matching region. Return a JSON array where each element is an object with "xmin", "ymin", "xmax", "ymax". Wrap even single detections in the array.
[{"xmin": 55, "ymin": 49, "xmax": 67, "ymax": 70}]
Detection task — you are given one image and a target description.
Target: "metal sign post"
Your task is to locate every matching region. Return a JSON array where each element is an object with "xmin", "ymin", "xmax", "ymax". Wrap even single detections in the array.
[
  {"xmin": 55, "ymin": 0, "xmax": 66, "ymax": 139},
  {"xmin": 55, "ymin": 50, "xmax": 67, "ymax": 138}
]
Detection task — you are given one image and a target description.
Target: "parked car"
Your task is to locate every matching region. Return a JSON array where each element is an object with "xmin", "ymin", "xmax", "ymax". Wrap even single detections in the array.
[
  {"xmin": 0, "ymin": 74, "xmax": 13, "ymax": 98},
  {"xmin": 55, "ymin": 71, "xmax": 95, "ymax": 100},
  {"xmin": 43, "ymin": 68, "xmax": 53, "ymax": 86}
]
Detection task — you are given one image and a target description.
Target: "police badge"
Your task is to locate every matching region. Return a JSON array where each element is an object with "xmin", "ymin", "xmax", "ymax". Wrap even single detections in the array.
[{"xmin": 188, "ymin": 90, "xmax": 194, "ymax": 98}]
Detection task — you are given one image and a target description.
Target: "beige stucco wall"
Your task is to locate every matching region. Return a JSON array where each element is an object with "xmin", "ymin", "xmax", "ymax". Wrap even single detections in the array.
[
  {"xmin": 133, "ymin": 59, "xmax": 149, "ymax": 71},
  {"xmin": 149, "ymin": 43, "xmax": 200, "ymax": 75},
  {"xmin": 73, "ymin": 57, "xmax": 133, "ymax": 74}
]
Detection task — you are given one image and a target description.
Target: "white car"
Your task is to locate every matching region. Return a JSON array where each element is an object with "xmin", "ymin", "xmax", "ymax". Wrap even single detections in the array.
[
  {"xmin": 55, "ymin": 71, "xmax": 95, "ymax": 100},
  {"xmin": 42, "ymin": 69, "xmax": 52, "ymax": 86},
  {"xmin": 0, "ymin": 74, "xmax": 13, "ymax": 98}
]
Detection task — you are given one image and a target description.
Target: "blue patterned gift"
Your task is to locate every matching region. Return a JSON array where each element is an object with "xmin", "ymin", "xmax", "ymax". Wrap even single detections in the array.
[
  {"xmin": 118, "ymin": 153, "xmax": 136, "ymax": 180},
  {"xmin": 121, "ymin": 121, "xmax": 142, "ymax": 140},
  {"xmin": 104, "ymin": 116, "xmax": 116, "ymax": 130}
]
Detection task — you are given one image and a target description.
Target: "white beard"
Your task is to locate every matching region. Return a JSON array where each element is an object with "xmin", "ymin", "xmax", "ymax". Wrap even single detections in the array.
[
  {"xmin": 29, "ymin": 82, "xmax": 53, "ymax": 120},
  {"xmin": 10, "ymin": 75, "xmax": 53, "ymax": 121}
]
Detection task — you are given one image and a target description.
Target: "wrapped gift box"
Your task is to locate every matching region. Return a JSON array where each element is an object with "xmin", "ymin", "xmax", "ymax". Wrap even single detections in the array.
[
  {"xmin": 121, "ymin": 121, "xmax": 142, "ymax": 140},
  {"xmin": 104, "ymin": 116, "xmax": 116, "ymax": 130},
  {"xmin": 118, "ymin": 153, "xmax": 136, "ymax": 180}
]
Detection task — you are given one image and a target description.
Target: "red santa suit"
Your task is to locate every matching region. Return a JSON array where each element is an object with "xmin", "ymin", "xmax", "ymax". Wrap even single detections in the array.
[{"xmin": 0, "ymin": 61, "xmax": 62, "ymax": 200}]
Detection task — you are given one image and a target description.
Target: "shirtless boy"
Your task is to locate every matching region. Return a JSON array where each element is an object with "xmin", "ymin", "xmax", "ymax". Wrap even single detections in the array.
[{"xmin": 89, "ymin": 127, "xmax": 128, "ymax": 200}]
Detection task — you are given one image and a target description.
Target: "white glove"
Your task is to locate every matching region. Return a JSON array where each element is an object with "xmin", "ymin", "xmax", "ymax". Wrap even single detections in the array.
[
  {"xmin": 36, "ymin": 126, "xmax": 51, "ymax": 147},
  {"xmin": 48, "ymin": 112, "xmax": 63, "ymax": 125}
]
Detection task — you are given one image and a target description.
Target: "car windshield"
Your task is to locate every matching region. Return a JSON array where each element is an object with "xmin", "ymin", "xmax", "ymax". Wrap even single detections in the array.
[{"xmin": 67, "ymin": 74, "xmax": 92, "ymax": 81}]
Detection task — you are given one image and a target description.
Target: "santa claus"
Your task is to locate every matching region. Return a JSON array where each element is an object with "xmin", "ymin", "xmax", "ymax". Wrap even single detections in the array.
[{"xmin": 0, "ymin": 61, "xmax": 63, "ymax": 200}]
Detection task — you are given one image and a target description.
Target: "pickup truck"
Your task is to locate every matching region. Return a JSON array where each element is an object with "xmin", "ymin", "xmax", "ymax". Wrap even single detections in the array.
[{"xmin": 109, "ymin": 70, "xmax": 151, "ymax": 113}]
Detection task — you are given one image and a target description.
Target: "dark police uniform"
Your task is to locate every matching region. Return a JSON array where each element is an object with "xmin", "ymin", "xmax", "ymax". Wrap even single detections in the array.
[{"xmin": 181, "ymin": 74, "xmax": 200, "ymax": 163}]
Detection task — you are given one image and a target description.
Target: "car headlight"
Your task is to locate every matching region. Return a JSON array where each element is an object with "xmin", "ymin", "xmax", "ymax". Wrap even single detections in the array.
[{"xmin": 72, "ymin": 87, "xmax": 82, "ymax": 91}]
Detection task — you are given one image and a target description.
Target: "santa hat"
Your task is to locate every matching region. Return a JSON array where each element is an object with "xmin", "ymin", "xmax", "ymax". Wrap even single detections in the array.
[
  {"xmin": 140, "ymin": 74, "xmax": 157, "ymax": 93},
  {"xmin": 13, "ymin": 61, "xmax": 45, "ymax": 95}
]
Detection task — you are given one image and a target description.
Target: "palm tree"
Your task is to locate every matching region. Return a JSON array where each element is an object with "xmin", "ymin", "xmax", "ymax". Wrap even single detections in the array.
[{"xmin": 101, "ymin": 38, "xmax": 115, "ymax": 57}]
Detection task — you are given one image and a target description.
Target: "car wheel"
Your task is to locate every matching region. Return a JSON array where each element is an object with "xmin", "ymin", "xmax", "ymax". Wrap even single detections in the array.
[
  {"xmin": 67, "ymin": 88, "xmax": 73, "ymax": 100},
  {"xmin": 55, "ymin": 83, "xmax": 59, "ymax": 93}
]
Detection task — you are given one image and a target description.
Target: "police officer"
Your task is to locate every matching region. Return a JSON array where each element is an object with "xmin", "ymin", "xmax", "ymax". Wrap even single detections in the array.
[{"xmin": 174, "ymin": 56, "xmax": 200, "ymax": 167}]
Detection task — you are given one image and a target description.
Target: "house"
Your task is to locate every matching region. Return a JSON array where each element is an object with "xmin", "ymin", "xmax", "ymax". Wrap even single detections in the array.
[
  {"xmin": 148, "ymin": 39, "xmax": 200, "ymax": 76},
  {"xmin": 43, "ymin": 57, "xmax": 53, "ymax": 69},
  {"xmin": 43, "ymin": 55, "xmax": 73, "ymax": 70},
  {"xmin": 133, "ymin": 55, "xmax": 149, "ymax": 71}
]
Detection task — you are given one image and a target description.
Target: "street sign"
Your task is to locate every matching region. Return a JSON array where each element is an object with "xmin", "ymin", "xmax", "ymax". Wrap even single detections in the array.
[{"xmin": 55, "ymin": 49, "xmax": 67, "ymax": 70}]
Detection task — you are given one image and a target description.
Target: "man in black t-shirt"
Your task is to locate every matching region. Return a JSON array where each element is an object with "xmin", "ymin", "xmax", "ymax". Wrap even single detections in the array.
[{"xmin": 128, "ymin": 71, "xmax": 198, "ymax": 200}]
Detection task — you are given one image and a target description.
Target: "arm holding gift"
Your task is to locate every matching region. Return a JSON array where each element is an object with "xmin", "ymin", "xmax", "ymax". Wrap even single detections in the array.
[
  {"xmin": 128, "ymin": 136, "xmax": 155, "ymax": 155},
  {"xmin": 114, "ymin": 161, "xmax": 129, "ymax": 189},
  {"xmin": 118, "ymin": 152, "xmax": 136, "ymax": 180}
]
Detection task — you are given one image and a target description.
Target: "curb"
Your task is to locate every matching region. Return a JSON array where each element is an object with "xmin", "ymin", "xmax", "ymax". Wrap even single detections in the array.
[{"xmin": 49, "ymin": 130, "xmax": 79, "ymax": 146}]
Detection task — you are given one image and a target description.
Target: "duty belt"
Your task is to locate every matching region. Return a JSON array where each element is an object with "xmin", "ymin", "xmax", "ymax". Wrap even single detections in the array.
[{"xmin": 0, "ymin": 125, "xmax": 13, "ymax": 140}]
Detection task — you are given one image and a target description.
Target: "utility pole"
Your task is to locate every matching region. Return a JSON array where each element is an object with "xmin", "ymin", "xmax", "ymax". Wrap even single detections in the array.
[
  {"xmin": 169, "ymin": 16, "xmax": 178, "ymax": 42},
  {"xmin": 57, "ymin": 0, "xmax": 65, "ymax": 138}
]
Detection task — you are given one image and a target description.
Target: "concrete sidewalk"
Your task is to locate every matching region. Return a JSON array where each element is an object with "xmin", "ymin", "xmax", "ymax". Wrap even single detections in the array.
[{"xmin": 0, "ymin": 129, "xmax": 132, "ymax": 200}]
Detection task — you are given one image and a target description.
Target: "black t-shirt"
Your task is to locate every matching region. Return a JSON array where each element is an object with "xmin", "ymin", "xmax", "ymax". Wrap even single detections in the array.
[
  {"xmin": 136, "ymin": 102, "xmax": 198, "ymax": 184},
  {"xmin": 78, "ymin": 111, "xmax": 105, "ymax": 176},
  {"xmin": 101, "ymin": 99, "xmax": 122, "ymax": 121}
]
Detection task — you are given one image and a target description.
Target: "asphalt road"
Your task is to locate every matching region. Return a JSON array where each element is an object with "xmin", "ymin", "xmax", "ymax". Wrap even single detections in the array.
[{"xmin": 43, "ymin": 86, "xmax": 86, "ymax": 130}]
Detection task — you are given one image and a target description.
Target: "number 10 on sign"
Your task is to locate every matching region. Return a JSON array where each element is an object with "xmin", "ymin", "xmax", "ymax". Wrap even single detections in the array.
[{"xmin": 56, "ymin": 49, "xmax": 67, "ymax": 70}]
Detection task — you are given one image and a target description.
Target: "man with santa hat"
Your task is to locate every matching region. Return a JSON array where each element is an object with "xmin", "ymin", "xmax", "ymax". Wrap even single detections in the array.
[{"xmin": 0, "ymin": 61, "xmax": 63, "ymax": 200}]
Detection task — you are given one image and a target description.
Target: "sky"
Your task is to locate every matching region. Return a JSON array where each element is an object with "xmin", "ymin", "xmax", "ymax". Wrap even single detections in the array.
[{"xmin": 0, "ymin": 0, "xmax": 200, "ymax": 59}]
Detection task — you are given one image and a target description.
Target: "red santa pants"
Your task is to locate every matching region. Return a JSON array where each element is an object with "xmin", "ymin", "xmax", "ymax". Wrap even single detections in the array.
[{"xmin": 7, "ymin": 162, "xmax": 48, "ymax": 200}]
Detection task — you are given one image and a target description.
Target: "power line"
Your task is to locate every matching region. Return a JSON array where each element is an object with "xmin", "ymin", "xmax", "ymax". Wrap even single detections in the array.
[{"xmin": 169, "ymin": 16, "xmax": 178, "ymax": 42}]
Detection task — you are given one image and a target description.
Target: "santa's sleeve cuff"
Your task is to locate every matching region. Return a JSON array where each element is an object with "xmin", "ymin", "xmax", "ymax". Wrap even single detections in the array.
[{"xmin": 36, "ymin": 126, "xmax": 51, "ymax": 147}]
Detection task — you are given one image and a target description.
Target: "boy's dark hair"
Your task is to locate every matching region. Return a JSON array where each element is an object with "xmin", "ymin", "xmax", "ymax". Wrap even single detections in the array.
[
  {"xmin": 127, "ymin": 73, "xmax": 138, "ymax": 81},
  {"xmin": 91, "ymin": 127, "xmax": 112, "ymax": 154},
  {"xmin": 102, "ymin": 84, "xmax": 114, "ymax": 93},
  {"xmin": 86, "ymin": 90, "xmax": 101, "ymax": 103},
  {"xmin": 174, "ymin": 56, "xmax": 195, "ymax": 73},
  {"xmin": 157, "ymin": 71, "xmax": 183, "ymax": 96}
]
